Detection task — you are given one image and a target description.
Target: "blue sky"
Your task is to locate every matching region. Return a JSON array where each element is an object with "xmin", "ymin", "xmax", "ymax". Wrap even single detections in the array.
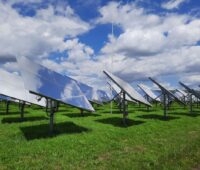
[{"xmin": 0, "ymin": 0, "xmax": 200, "ymax": 90}]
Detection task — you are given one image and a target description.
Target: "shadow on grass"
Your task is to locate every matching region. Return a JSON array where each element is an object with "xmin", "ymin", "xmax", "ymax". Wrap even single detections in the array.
[
  {"xmin": 95, "ymin": 117, "xmax": 145, "ymax": 128},
  {"xmin": 137, "ymin": 114, "xmax": 179, "ymax": 121},
  {"xmin": 20, "ymin": 122, "xmax": 90, "ymax": 140},
  {"xmin": 136, "ymin": 108, "xmax": 157, "ymax": 112},
  {"xmin": 56, "ymin": 110, "xmax": 71, "ymax": 113},
  {"xmin": 64, "ymin": 112, "xmax": 101, "ymax": 118},
  {"xmin": 0, "ymin": 111, "xmax": 29, "ymax": 116},
  {"xmin": 100, "ymin": 110, "xmax": 123, "ymax": 114},
  {"xmin": 1, "ymin": 116, "xmax": 48, "ymax": 123},
  {"xmin": 168, "ymin": 107, "xmax": 187, "ymax": 111},
  {"xmin": 31, "ymin": 107, "xmax": 44, "ymax": 110},
  {"xmin": 169, "ymin": 111, "xmax": 200, "ymax": 117}
]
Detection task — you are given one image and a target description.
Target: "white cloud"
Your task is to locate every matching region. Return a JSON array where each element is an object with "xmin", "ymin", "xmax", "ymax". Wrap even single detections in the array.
[
  {"xmin": 0, "ymin": 1, "xmax": 200, "ymax": 91},
  {"xmin": 91, "ymin": 2, "xmax": 200, "ymax": 88},
  {"xmin": 161, "ymin": 0, "xmax": 188, "ymax": 10},
  {"xmin": 96, "ymin": 2, "xmax": 160, "ymax": 31},
  {"xmin": 98, "ymin": 45, "xmax": 200, "ymax": 86},
  {"xmin": 1, "ymin": 0, "xmax": 43, "ymax": 5},
  {"xmin": 97, "ymin": 2, "xmax": 200, "ymax": 58},
  {"xmin": 0, "ymin": 2, "xmax": 90, "ymax": 59},
  {"xmin": 101, "ymin": 29, "xmax": 166, "ymax": 56}
]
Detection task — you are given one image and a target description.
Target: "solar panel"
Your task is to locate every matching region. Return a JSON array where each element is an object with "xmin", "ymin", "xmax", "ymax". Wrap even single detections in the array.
[
  {"xmin": 176, "ymin": 89, "xmax": 188, "ymax": 97},
  {"xmin": 111, "ymin": 83, "xmax": 138, "ymax": 103},
  {"xmin": 75, "ymin": 81, "xmax": 102, "ymax": 104},
  {"xmin": 179, "ymin": 82, "xmax": 200, "ymax": 113},
  {"xmin": 107, "ymin": 82, "xmax": 120, "ymax": 100},
  {"xmin": 138, "ymin": 84, "xmax": 161, "ymax": 102},
  {"xmin": 0, "ymin": 95, "xmax": 11, "ymax": 101},
  {"xmin": 103, "ymin": 70, "xmax": 151, "ymax": 106},
  {"xmin": 174, "ymin": 91, "xmax": 184, "ymax": 99},
  {"xmin": 179, "ymin": 82, "xmax": 200, "ymax": 100},
  {"xmin": 96, "ymin": 89, "xmax": 111, "ymax": 103},
  {"xmin": 149, "ymin": 77, "xmax": 185, "ymax": 105},
  {"xmin": 16, "ymin": 56, "xmax": 94, "ymax": 112},
  {"xmin": 0, "ymin": 68, "xmax": 46, "ymax": 107}
]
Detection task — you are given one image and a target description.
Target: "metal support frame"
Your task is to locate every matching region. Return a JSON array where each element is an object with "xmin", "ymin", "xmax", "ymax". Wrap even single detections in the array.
[
  {"xmin": 20, "ymin": 101, "xmax": 25, "ymax": 120},
  {"xmin": 80, "ymin": 109, "xmax": 84, "ymax": 116},
  {"xmin": 6, "ymin": 101, "xmax": 10, "ymax": 114},
  {"xmin": 166, "ymin": 95, "xmax": 172, "ymax": 110},
  {"xmin": 56, "ymin": 102, "xmax": 60, "ymax": 112},
  {"xmin": 46, "ymin": 99, "xmax": 49, "ymax": 113},
  {"xmin": 189, "ymin": 93, "xmax": 193, "ymax": 114},
  {"xmin": 145, "ymin": 95, "xmax": 150, "ymax": 111},
  {"xmin": 122, "ymin": 91, "xmax": 128, "ymax": 125},
  {"xmin": 18, "ymin": 102, "xmax": 21, "ymax": 110},
  {"xmin": 49, "ymin": 100, "xmax": 55, "ymax": 134},
  {"xmin": 163, "ymin": 93, "xmax": 167, "ymax": 118},
  {"xmin": 183, "ymin": 96, "xmax": 186, "ymax": 109}
]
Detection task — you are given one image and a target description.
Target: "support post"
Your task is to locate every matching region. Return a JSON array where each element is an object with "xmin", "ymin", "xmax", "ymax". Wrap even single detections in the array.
[
  {"xmin": 163, "ymin": 93, "xmax": 167, "ymax": 118},
  {"xmin": 190, "ymin": 94, "xmax": 193, "ymax": 114},
  {"xmin": 146, "ymin": 95, "xmax": 150, "ymax": 111},
  {"xmin": 20, "ymin": 101, "xmax": 25, "ymax": 120},
  {"xmin": 183, "ymin": 96, "xmax": 186, "ymax": 109},
  {"xmin": 80, "ymin": 109, "xmax": 84, "ymax": 116},
  {"xmin": 6, "ymin": 101, "xmax": 10, "ymax": 114},
  {"xmin": 56, "ymin": 102, "xmax": 60, "ymax": 112},
  {"xmin": 122, "ymin": 91, "xmax": 127, "ymax": 125},
  {"xmin": 49, "ymin": 100, "xmax": 55, "ymax": 134},
  {"xmin": 167, "ymin": 95, "xmax": 170, "ymax": 110},
  {"xmin": 46, "ymin": 99, "xmax": 49, "ymax": 113},
  {"xmin": 19, "ymin": 102, "xmax": 21, "ymax": 110}
]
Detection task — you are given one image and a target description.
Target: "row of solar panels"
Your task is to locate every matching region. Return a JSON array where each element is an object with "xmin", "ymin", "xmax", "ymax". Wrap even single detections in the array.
[
  {"xmin": 1, "ymin": 56, "xmax": 200, "ymax": 131},
  {"xmin": 0, "ymin": 56, "xmax": 114, "ymax": 113},
  {"xmin": 106, "ymin": 70, "xmax": 200, "ymax": 113},
  {"xmin": 1, "ymin": 56, "xmax": 199, "ymax": 114}
]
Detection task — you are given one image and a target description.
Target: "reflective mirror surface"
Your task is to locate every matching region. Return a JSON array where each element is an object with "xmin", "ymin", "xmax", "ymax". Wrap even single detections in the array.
[
  {"xmin": 0, "ymin": 68, "xmax": 46, "ymax": 106},
  {"xmin": 76, "ymin": 82, "xmax": 103, "ymax": 104},
  {"xmin": 103, "ymin": 70, "xmax": 151, "ymax": 106},
  {"xmin": 179, "ymin": 82, "xmax": 200, "ymax": 100},
  {"xmin": 138, "ymin": 84, "xmax": 161, "ymax": 102},
  {"xmin": 149, "ymin": 77, "xmax": 185, "ymax": 105},
  {"xmin": 17, "ymin": 56, "xmax": 94, "ymax": 112},
  {"xmin": 111, "ymin": 83, "xmax": 137, "ymax": 103}
]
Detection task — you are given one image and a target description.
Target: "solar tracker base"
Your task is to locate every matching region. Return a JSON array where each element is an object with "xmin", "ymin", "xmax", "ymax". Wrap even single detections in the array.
[
  {"xmin": 48, "ymin": 99, "xmax": 57, "ymax": 134},
  {"xmin": 122, "ymin": 91, "xmax": 128, "ymax": 126},
  {"xmin": 20, "ymin": 102, "xmax": 25, "ymax": 120},
  {"xmin": 163, "ymin": 93, "xmax": 167, "ymax": 118},
  {"xmin": 6, "ymin": 101, "xmax": 10, "ymax": 114},
  {"xmin": 145, "ymin": 95, "xmax": 150, "ymax": 112},
  {"xmin": 189, "ymin": 94, "xmax": 193, "ymax": 114},
  {"xmin": 49, "ymin": 108, "xmax": 55, "ymax": 134}
]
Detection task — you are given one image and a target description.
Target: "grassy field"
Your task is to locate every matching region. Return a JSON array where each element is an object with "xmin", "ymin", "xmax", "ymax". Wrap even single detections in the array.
[{"xmin": 0, "ymin": 101, "xmax": 200, "ymax": 170}]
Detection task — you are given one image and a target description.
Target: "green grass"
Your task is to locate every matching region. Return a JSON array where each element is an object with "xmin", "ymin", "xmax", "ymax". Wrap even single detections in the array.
[{"xmin": 0, "ymin": 101, "xmax": 200, "ymax": 170}]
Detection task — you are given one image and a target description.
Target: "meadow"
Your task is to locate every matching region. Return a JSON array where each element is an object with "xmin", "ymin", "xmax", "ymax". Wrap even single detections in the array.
[{"xmin": 0, "ymin": 101, "xmax": 200, "ymax": 170}]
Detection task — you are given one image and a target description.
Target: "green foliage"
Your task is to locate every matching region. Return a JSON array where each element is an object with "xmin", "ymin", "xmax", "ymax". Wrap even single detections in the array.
[{"xmin": 0, "ymin": 101, "xmax": 200, "ymax": 170}]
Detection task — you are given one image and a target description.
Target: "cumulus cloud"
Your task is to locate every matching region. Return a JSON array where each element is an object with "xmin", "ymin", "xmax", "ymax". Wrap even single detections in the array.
[
  {"xmin": 91, "ymin": 1, "xmax": 200, "ymax": 88},
  {"xmin": 0, "ymin": 0, "xmax": 200, "ymax": 91},
  {"xmin": 161, "ymin": 0, "xmax": 188, "ymax": 10},
  {"xmin": 101, "ymin": 29, "xmax": 166, "ymax": 56},
  {"xmin": 0, "ymin": 2, "xmax": 90, "ymax": 59},
  {"xmin": 97, "ymin": 2, "xmax": 200, "ymax": 58}
]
